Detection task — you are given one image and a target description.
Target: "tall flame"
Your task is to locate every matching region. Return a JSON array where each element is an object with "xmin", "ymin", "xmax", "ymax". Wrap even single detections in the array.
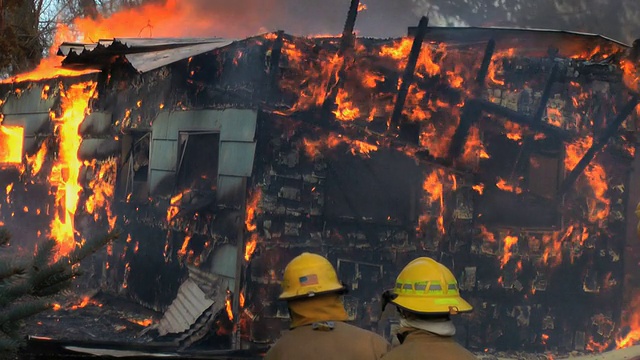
[
  {"xmin": 0, "ymin": 126, "xmax": 24, "ymax": 165},
  {"xmin": 50, "ymin": 82, "xmax": 97, "ymax": 255}
]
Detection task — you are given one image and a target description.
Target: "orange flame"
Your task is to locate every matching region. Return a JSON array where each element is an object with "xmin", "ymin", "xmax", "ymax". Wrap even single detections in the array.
[
  {"xmin": 565, "ymin": 137, "xmax": 609, "ymax": 223},
  {"xmin": 0, "ymin": 126, "xmax": 24, "ymax": 165},
  {"xmin": 503, "ymin": 121, "xmax": 523, "ymax": 142},
  {"xmin": 50, "ymin": 82, "xmax": 97, "ymax": 256},
  {"xmin": 472, "ymin": 184, "xmax": 485, "ymax": 195},
  {"xmin": 25, "ymin": 141, "xmax": 48, "ymax": 176},
  {"xmin": 245, "ymin": 188, "xmax": 262, "ymax": 232},
  {"xmin": 496, "ymin": 177, "xmax": 523, "ymax": 194},
  {"xmin": 178, "ymin": 234, "xmax": 192, "ymax": 258},
  {"xmin": 462, "ymin": 126, "xmax": 490, "ymax": 164},
  {"xmin": 70, "ymin": 296, "xmax": 102, "ymax": 310},
  {"xmin": 128, "ymin": 318, "xmax": 153, "ymax": 327},
  {"xmin": 84, "ymin": 159, "xmax": 118, "ymax": 230},
  {"xmin": 501, "ymin": 234, "xmax": 519, "ymax": 268},
  {"xmin": 617, "ymin": 292, "xmax": 640, "ymax": 349},
  {"xmin": 239, "ymin": 291, "xmax": 246, "ymax": 308},
  {"xmin": 244, "ymin": 233, "xmax": 258, "ymax": 262},
  {"xmin": 225, "ymin": 296, "xmax": 233, "ymax": 321},
  {"xmin": 418, "ymin": 169, "xmax": 446, "ymax": 234}
]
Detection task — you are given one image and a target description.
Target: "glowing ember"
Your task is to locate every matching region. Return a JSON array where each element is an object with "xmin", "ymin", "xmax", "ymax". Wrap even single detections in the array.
[
  {"xmin": 496, "ymin": 177, "xmax": 523, "ymax": 194},
  {"xmin": 503, "ymin": 121, "xmax": 523, "ymax": 142},
  {"xmin": 128, "ymin": 318, "xmax": 154, "ymax": 327},
  {"xmin": 239, "ymin": 291, "xmax": 246, "ymax": 308},
  {"xmin": 357, "ymin": 3, "xmax": 367, "ymax": 11},
  {"xmin": 0, "ymin": 126, "xmax": 24, "ymax": 165},
  {"xmin": 472, "ymin": 184, "xmax": 485, "ymax": 195},
  {"xmin": 70, "ymin": 296, "xmax": 102, "ymax": 310},
  {"xmin": 500, "ymin": 234, "xmax": 519, "ymax": 268},
  {"xmin": 50, "ymin": 82, "xmax": 97, "ymax": 256},
  {"xmin": 303, "ymin": 133, "xmax": 378, "ymax": 160},
  {"xmin": 178, "ymin": 234, "xmax": 192, "ymax": 258}
]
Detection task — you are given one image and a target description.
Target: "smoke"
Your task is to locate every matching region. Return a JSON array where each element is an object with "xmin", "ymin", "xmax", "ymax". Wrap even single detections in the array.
[
  {"xmin": 69, "ymin": 0, "xmax": 421, "ymax": 41},
  {"xmin": 411, "ymin": 0, "xmax": 640, "ymax": 44}
]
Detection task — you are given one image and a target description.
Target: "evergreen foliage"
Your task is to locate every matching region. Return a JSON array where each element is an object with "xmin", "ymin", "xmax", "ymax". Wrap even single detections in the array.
[{"xmin": 0, "ymin": 227, "xmax": 119, "ymax": 354}]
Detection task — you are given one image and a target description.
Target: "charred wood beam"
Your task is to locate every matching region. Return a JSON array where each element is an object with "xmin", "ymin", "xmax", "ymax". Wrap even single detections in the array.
[
  {"xmin": 475, "ymin": 99, "xmax": 572, "ymax": 140},
  {"xmin": 390, "ymin": 16, "xmax": 429, "ymax": 128},
  {"xmin": 476, "ymin": 39, "xmax": 496, "ymax": 87},
  {"xmin": 320, "ymin": 0, "xmax": 362, "ymax": 121},
  {"xmin": 558, "ymin": 95, "xmax": 640, "ymax": 196},
  {"xmin": 268, "ymin": 31, "xmax": 285, "ymax": 98},
  {"xmin": 533, "ymin": 64, "xmax": 561, "ymax": 122},
  {"xmin": 340, "ymin": 0, "xmax": 360, "ymax": 54},
  {"xmin": 447, "ymin": 101, "xmax": 482, "ymax": 160},
  {"xmin": 447, "ymin": 39, "xmax": 494, "ymax": 159}
]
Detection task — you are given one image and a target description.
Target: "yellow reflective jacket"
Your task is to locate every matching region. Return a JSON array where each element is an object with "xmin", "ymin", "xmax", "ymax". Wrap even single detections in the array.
[
  {"xmin": 264, "ymin": 321, "xmax": 390, "ymax": 360},
  {"xmin": 381, "ymin": 328, "xmax": 477, "ymax": 360}
]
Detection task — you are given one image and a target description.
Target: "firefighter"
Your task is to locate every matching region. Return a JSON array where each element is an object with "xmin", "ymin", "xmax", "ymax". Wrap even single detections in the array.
[
  {"xmin": 381, "ymin": 257, "xmax": 476, "ymax": 360},
  {"xmin": 264, "ymin": 252, "xmax": 390, "ymax": 360}
]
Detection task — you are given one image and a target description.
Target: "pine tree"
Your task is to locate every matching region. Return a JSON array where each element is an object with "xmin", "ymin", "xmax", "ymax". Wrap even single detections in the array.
[{"xmin": 0, "ymin": 227, "xmax": 119, "ymax": 355}]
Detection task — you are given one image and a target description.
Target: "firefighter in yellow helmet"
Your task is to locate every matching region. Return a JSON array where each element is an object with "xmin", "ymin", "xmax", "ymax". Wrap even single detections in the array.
[
  {"xmin": 381, "ymin": 257, "xmax": 476, "ymax": 360},
  {"xmin": 264, "ymin": 252, "xmax": 390, "ymax": 360}
]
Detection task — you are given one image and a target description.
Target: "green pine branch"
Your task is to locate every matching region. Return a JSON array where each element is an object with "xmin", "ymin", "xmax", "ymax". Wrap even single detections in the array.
[{"xmin": 0, "ymin": 259, "xmax": 27, "ymax": 282}]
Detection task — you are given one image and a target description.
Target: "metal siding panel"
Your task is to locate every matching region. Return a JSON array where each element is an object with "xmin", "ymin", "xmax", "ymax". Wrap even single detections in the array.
[
  {"xmin": 152, "ymin": 112, "xmax": 170, "ymax": 140},
  {"xmin": 165, "ymin": 110, "xmax": 223, "ymax": 137},
  {"xmin": 3, "ymin": 114, "xmax": 50, "ymax": 135},
  {"xmin": 78, "ymin": 138, "xmax": 120, "ymax": 161},
  {"xmin": 79, "ymin": 112, "xmax": 112, "ymax": 136},
  {"xmin": 149, "ymin": 169, "xmax": 175, "ymax": 195},
  {"xmin": 157, "ymin": 279, "xmax": 214, "ymax": 336},
  {"xmin": 2, "ymin": 85, "xmax": 56, "ymax": 114},
  {"xmin": 220, "ymin": 109, "xmax": 258, "ymax": 142},
  {"xmin": 217, "ymin": 175, "xmax": 246, "ymax": 208},
  {"xmin": 218, "ymin": 142, "xmax": 256, "ymax": 177},
  {"xmin": 150, "ymin": 140, "xmax": 177, "ymax": 171},
  {"xmin": 210, "ymin": 244, "xmax": 238, "ymax": 279}
]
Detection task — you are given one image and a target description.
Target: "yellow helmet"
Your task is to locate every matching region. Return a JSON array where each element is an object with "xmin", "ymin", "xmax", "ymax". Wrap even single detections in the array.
[
  {"xmin": 385, "ymin": 257, "xmax": 472, "ymax": 315},
  {"xmin": 279, "ymin": 252, "xmax": 345, "ymax": 300}
]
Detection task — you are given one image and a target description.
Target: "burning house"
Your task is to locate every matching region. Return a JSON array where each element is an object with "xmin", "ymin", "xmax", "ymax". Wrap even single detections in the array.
[{"xmin": 2, "ymin": 1, "xmax": 640, "ymax": 357}]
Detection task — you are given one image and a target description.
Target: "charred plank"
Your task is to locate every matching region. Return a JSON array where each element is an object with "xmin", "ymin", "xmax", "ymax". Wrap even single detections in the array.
[
  {"xmin": 390, "ymin": 16, "xmax": 429, "ymax": 128},
  {"xmin": 558, "ymin": 94, "xmax": 640, "ymax": 196}
]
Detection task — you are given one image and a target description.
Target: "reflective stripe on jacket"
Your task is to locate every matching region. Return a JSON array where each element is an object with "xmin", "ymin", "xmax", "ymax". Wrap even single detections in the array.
[
  {"xmin": 381, "ymin": 328, "xmax": 477, "ymax": 360},
  {"xmin": 264, "ymin": 321, "xmax": 390, "ymax": 360}
]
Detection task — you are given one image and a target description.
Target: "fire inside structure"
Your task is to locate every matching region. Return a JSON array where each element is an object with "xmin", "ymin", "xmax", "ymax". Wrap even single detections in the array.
[{"xmin": 1, "ymin": 14, "xmax": 640, "ymax": 357}]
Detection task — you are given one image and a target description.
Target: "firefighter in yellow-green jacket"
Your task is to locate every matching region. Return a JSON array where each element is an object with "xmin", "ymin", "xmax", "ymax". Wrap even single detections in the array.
[
  {"xmin": 264, "ymin": 252, "xmax": 390, "ymax": 360},
  {"xmin": 381, "ymin": 257, "xmax": 477, "ymax": 360}
]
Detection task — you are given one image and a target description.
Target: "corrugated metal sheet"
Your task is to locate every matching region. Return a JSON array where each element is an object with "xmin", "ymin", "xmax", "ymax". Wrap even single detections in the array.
[
  {"xmin": 157, "ymin": 278, "xmax": 214, "ymax": 336},
  {"xmin": 218, "ymin": 142, "xmax": 256, "ymax": 177},
  {"xmin": 2, "ymin": 85, "xmax": 56, "ymax": 114},
  {"xmin": 79, "ymin": 112, "xmax": 112, "ymax": 137},
  {"xmin": 58, "ymin": 37, "xmax": 234, "ymax": 73},
  {"xmin": 125, "ymin": 41, "xmax": 234, "ymax": 73}
]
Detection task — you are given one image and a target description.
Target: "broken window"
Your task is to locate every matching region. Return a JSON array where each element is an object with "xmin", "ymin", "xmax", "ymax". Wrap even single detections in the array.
[{"xmin": 176, "ymin": 131, "xmax": 220, "ymax": 195}]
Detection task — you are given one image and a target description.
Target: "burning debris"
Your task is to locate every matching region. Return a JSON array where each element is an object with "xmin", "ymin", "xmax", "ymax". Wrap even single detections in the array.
[{"xmin": 0, "ymin": 0, "xmax": 639, "ymax": 357}]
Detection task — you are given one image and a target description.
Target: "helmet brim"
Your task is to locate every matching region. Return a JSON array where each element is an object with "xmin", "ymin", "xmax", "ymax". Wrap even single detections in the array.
[{"xmin": 391, "ymin": 294, "xmax": 473, "ymax": 315}]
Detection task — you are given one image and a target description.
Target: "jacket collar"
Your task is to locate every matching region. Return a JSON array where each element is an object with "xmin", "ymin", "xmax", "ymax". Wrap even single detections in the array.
[{"xmin": 397, "ymin": 327, "xmax": 457, "ymax": 345}]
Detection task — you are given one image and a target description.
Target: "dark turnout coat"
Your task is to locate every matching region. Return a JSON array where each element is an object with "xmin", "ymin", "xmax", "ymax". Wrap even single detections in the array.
[
  {"xmin": 381, "ymin": 328, "xmax": 477, "ymax": 360},
  {"xmin": 264, "ymin": 321, "xmax": 390, "ymax": 360}
]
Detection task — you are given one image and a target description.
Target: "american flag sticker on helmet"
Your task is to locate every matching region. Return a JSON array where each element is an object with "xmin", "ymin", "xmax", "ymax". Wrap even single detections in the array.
[{"xmin": 299, "ymin": 274, "xmax": 319, "ymax": 286}]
